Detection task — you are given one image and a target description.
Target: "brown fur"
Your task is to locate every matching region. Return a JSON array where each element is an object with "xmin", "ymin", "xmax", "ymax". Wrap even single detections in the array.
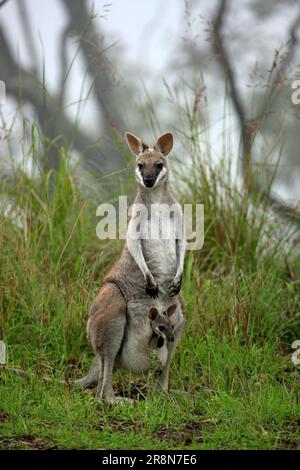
[
  {"xmin": 88, "ymin": 283, "xmax": 126, "ymax": 352},
  {"xmin": 75, "ymin": 132, "xmax": 185, "ymax": 402}
]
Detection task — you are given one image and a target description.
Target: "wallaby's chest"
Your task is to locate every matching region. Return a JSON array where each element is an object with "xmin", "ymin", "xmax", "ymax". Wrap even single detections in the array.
[{"xmin": 141, "ymin": 210, "xmax": 177, "ymax": 280}]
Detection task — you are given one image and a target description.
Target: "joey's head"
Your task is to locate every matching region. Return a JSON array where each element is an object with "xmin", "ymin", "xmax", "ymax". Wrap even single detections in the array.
[
  {"xmin": 148, "ymin": 304, "xmax": 177, "ymax": 347},
  {"xmin": 125, "ymin": 132, "xmax": 173, "ymax": 189}
]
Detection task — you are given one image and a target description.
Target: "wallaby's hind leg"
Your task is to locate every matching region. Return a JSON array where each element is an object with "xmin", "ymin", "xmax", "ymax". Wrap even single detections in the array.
[
  {"xmin": 77, "ymin": 283, "xmax": 133, "ymax": 403},
  {"xmin": 94, "ymin": 353, "xmax": 133, "ymax": 404},
  {"xmin": 158, "ymin": 305, "xmax": 185, "ymax": 393},
  {"xmin": 93, "ymin": 316, "xmax": 134, "ymax": 403},
  {"xmin": 74, "ymin": 356, "xmax": 101, "ymax": 389}
]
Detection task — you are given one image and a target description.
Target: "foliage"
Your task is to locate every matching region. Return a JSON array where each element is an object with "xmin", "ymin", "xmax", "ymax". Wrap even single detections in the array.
[{"xmin": 1, "ymin": 135, "xmax": 300, "ymax": 449}]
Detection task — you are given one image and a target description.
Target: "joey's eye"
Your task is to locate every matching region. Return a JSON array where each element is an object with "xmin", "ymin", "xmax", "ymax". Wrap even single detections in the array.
[
  {"xmin": 156, "ymin": 162, "xmax": 164, "ymax": 170},
  {"xmin": 137, "ymin": 162, "xmax": 144, "ymax": 171},
  {"xmin": 159, "ymin": 325, "xmax": 165, "ymax": 332}
]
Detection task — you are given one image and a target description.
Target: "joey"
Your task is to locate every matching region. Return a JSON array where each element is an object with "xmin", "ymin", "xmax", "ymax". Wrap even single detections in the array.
[{"xmin": 148, "ymin": 304, "xmax": 177, "ymax": 348}]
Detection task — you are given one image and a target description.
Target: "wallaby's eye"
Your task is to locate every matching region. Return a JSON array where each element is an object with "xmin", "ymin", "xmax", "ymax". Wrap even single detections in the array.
[
  {"xmin": 156, "ymin": 162, "xmax": 164, "ymax": 170},
  {"xmin": 137, "ymin": 162, "xmax": 144, "ymax": 171},
  {"xmin": 159, "ymin": 325, "xmax": 165, "ymax": 332}
]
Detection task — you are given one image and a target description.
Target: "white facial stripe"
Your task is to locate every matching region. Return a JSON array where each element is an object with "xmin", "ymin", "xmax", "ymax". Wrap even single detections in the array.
[
  {"xmin": 153, "ymin": 166, "xmax": 167, "ymax": 187},
  {"xmin": 135, "ymin": 167, "xmax": 145, "ymax": 187}
]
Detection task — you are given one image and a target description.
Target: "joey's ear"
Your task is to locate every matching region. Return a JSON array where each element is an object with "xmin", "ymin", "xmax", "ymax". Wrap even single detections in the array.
[
  {"xmin": 154, "ymin": 132, "xmax": 173, "ymax": 156},
  {"xmin": 148, "ymin": 307, "xmax": 158, "ymax": 320},
  {"xmin": 125, "ymin": 132, "xmax": 149, "ymax": 156},
  {"xmin": 167, "ymin": 304, "xmax": 177, "ymax": 317}
]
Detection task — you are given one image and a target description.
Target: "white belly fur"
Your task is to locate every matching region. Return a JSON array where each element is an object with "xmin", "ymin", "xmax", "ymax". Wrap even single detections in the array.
[{"xmin": 142, "ymin": 214, "xmax": 177, "ymax": 289}]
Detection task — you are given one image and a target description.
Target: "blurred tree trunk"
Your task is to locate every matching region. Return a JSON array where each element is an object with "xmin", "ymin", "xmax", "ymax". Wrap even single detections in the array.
[
  {"xmin": 213, "ymin": 0, "xmax": 300, "ymax": 228},
  {"xmin": 61, "ymin": 0, "xmax": 126, "ymax": 173},
  {"xmin": 0, "ymin": 0, "xmax": 126, "ymax": 179}
]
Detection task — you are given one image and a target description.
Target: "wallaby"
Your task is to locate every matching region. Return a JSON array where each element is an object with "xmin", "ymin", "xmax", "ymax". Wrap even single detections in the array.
[
  {"xmin": 148, "ymin": 304, "xmax": 177, "ymax": 371},
  {"xmin": 75, "ymin": 132, "xmax": 186, "ymax": 403},
  {"xmin": 148, "ymin": 304, "xmax": 176, "ymax": 349}
]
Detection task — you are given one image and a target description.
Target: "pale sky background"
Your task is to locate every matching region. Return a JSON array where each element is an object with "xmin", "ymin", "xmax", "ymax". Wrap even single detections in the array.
[{"xmin": 0, "ymin": 0, "xmax": 299, "ymax": 200}]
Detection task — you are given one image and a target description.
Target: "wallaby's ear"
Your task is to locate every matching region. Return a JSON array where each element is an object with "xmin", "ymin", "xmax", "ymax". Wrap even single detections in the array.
[
  {"xmin": 154, "ymin": 132, "xmax": 173, "ymax": 156},
  {"xmin": 167, "ymin": 304, "xmax": 177, "ymax": 317},
  {"xmin": 125, "ymin": 132, "xmax": 149, "ymax": 156},
  {"xmin": 149, "ymin": 307, "xmax": 159, "ymax": 320}
]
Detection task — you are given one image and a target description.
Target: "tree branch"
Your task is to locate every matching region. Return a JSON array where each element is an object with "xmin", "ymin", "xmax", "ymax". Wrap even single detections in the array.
[
  {"xmin": 0, "ymin": 0, "xmax": 10, "ymax": 8},
  {"xmin": 0, "ymin": 23, "xmax": 124, "ymax": 176},
  {"xmin": 213, "ymin": 0, "xmax": 252, "ymax": 181},
  {"xmin": 16, "ymin": 0, "xmax": 40, "ymax": 76},
  {"xmin": 58, "ymin": 21, "xmax": 73, "ymax": 104},
  {"xmin": 213, "ymin": 0, "xmax": 300, "ymax": 227},
  {"xmin": 61, "ymin": 0, "xmax": 125, "ymax": 169}
]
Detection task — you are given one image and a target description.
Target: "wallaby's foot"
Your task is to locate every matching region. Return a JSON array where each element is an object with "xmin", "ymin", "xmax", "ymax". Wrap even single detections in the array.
[
  {"xmin": 73, "ymin": 357, "xmax": 100, "ymax": 389},
  {"xmin": 168, "ymin": 275, "xmax": 182, "ymax": 297},
  {"xmin": 156, "ymin": 367, "xmax": 170, "ymax": 393},
  {"xmin": 109, "ymin": 396, "xmax": 135, "ymax": 405},
  {"xmin": 94, "ymin": 388, "xmax": 135, "ymax": 404},
  {"xmin": 73, "ymin": 376, "xmax": 97, "ymax": 389},
  {"xmin": 145, "ymin": 275, "xmax": 158, "ymax": 298},
  {"xmin": 158, "ymin": 379, "xmax": 169, "ymax": 394}
]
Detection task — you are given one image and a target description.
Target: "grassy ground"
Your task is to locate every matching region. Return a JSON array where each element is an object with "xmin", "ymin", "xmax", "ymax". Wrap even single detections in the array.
[{"xmin": 0, "ymin": 151, "xmax": 300, "ymax": 450}]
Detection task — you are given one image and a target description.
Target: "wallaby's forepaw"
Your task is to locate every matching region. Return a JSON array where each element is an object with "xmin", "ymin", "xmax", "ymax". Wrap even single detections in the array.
[
  {"xmin": 146, "ymin": 286, "xmax": 159, "ymax": 298},
  {"xmin": 145, "ymin": 276, "xmax": 158, "ymax": 298},
  {"xmin": 168, "ymin": 275, "xmax": 182, "ymax": 297}
]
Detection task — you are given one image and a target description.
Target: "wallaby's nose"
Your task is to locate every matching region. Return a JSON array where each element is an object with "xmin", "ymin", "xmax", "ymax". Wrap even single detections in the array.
[{"xmin": 144, "ymin": 176, "xmax": 155, "ymax": 188}]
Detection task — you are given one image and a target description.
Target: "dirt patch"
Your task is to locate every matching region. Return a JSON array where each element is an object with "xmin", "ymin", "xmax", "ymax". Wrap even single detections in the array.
[
  {"xmin": 64, "ymin": 358, "xmax": 83, "ymax": 381},
  {"xmin": 0, "ymin": 412, "xmax": 10, "ymax": 422},
  {"xmin": 153, "ymin": 416, "xmax": 220, "ymax": 447},
  {"xmin": 284, "ymin": 417, "xmax": 300, "ymax": 433},
  {"xmin": 0, "ymin": 435, "xmax": 56, "ymax": 450},
  {"xmin": 87, "ymin": 379, "xmax": 149, "ymax": 401},
  {"xmin": 92, "ymin": 419, "xmax": 204, "ymax": 446},
  {"xmin": 278, "ymin": 417, "xmax": 300, "ymax": 449},
  {"xmin": 115, "ymin": 379, "xmax": 149, "ymax": 401},
  {"xmin": 277, "ymin": 438, "xmax": 300, "ymax": 450},
  {"xmin": 92, "ymin": 418, "xmax": 135, "ymax": 434},
  {"xmin": 155, "ymin": 422, "xmax": 204, "ymax": 446}
]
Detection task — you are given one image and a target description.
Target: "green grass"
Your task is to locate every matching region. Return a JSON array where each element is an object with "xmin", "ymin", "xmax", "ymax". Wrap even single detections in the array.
[{"xmin": 1, "ymin": 148, "xmax": 300, "ymax": 450}]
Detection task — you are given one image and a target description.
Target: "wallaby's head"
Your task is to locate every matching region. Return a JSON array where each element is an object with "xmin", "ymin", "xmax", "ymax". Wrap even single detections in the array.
[
  {"xmin": 148, "ymin": 304, "xmax": 177, "ymax": 346},
  {"xmin": 125, "ymin": 132, "xmax": 173, "ymax": 189}
]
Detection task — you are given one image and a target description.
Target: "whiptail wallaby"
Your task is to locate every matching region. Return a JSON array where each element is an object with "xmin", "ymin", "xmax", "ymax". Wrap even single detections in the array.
[
  {"xmin": 148, "ymin": 304, "xmax": 176, "ymax": 348},
  {"xmin": 75, "ymin": 132, "xmax": 186, "ymax": 403}
]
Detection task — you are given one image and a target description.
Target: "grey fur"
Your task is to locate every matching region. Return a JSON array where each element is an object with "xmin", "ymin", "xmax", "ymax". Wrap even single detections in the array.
[
  {"xmin": 148, "ymin": 305, "xmax": 176, "ymax": 348},
  {"xmin": 75, "ymin": 133, "xmax": 186, "ymax": 402}
]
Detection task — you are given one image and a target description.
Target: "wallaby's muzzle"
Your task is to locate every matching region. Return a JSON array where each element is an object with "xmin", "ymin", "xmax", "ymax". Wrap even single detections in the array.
[{"xmin": 143, "ymin": 176, "xmax": 156, "ymax": 187}]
